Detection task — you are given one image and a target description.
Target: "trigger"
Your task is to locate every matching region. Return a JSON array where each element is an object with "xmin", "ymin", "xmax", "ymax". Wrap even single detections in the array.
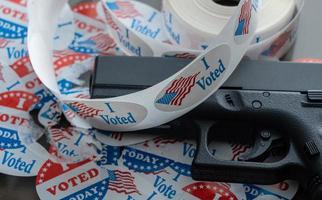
[{"xmin": 238, "ymin": 130, "xmax": 274, "ymax": 162}]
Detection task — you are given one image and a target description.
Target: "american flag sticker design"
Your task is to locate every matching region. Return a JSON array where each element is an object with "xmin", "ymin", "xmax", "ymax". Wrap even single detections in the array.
[
  {"xmin": 261, "ymin": 31, "xmax": 291, "ymax": 57},
  {"xmin": 235, "ymin": 0, "xmax": 252, "ymax": 36},
  {"xmin": 73, "ymin": 33, "xmax": 117, "ymax": 55},
  {"xmin": 68, "ymin": 102, "xmax": 103, "ymax": 119},
  {"xmin": 89, "ymin": 33, "xmax": 116, "ymax": 54},
  {"xmin": 156, "ymin": 73, "xmax": 199, "ymax": 106},
  {"xmin": 108, "ymin": 170, "xmax": 140, "ymax": 195},
  {"xmin": 49, "ymin": 127, "xmax": 73, "ymax": 143},
  {"xmin": 106, "ymin": 1, "xmax": 142, "ymax": 19},
  {"xmin": 231, "ymin": 144, "xmax": 250, "ymax": 161}
]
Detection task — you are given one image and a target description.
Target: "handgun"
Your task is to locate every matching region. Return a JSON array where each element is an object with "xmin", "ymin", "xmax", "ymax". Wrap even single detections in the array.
[{"xmin": 90, "ymin": 56, "xmax": 322, "ymax": 199}]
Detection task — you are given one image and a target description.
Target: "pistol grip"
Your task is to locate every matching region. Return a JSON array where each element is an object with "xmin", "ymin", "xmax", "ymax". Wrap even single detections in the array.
[{"xmin": 191, "ymin": 120, "xmax": 304, "ymax": 185}]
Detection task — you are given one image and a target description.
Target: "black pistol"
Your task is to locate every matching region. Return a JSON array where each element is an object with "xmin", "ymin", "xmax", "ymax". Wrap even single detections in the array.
[{"xmin": 90, "ymin": 56, "xmax": 322, "ymax": 199}]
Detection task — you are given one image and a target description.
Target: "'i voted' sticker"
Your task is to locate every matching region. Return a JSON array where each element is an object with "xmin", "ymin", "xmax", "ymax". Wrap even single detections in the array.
[{"xmin": 36, "ymin": 158, "xmax": 110, "ymax": 200}]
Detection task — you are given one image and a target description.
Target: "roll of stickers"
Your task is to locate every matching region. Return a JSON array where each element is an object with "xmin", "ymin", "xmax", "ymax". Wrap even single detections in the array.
[
  {"xmin": 162, "ymin": 0, "xmax": 295, "ymax": 50},
  {"xmin": 27, "ymin": 0, "xmax": 304, "ymax": 132}
]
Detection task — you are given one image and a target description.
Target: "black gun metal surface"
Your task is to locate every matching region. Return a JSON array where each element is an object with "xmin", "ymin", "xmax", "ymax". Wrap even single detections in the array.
[
  {"xmin": 91, "ymin": 56, "xmax": 322, "ymax": 199},
  {"xmin": 91, "ymin": 56, "xmax": 322, "ymax": 97}
]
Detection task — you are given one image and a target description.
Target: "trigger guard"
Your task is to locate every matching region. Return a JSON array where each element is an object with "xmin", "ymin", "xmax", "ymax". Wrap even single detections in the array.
[{"xmin": 238, "ymin": 129, "xmax": 274, "ymax": 162}]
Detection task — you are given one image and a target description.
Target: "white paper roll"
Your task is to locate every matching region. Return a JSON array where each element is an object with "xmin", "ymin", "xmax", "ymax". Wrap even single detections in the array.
[{"xmin": 163, "ymin": 0, "xmax": 296, "ymax": 50}]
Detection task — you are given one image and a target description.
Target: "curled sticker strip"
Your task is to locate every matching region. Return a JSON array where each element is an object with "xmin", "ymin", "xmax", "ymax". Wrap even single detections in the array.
[{"xmin": 28, "ymin": 0, "xmax": 259, "ymax": 131}]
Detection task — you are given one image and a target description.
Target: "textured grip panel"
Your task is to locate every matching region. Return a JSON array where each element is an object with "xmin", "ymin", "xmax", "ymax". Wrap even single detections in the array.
[{"xmin": 305, "ymin": 141, "xmax": 320, "ymax": 157}]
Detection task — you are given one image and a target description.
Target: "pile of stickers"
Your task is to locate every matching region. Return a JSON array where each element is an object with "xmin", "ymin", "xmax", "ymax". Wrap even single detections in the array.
[{"xmin": 0, "ymin": 0, "xmax": 299, "ymax": 199}]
